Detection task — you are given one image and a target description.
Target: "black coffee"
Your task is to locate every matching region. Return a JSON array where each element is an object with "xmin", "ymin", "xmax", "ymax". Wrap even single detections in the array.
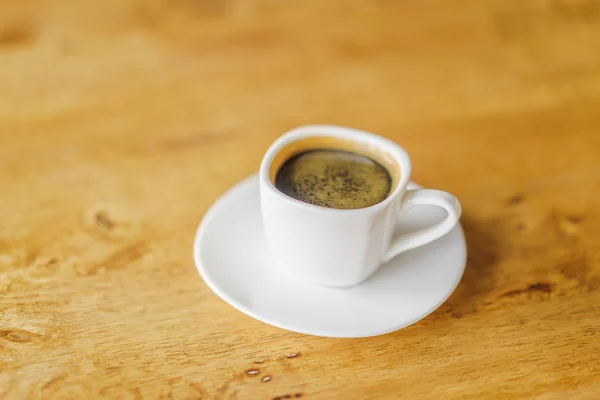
[{"xmin": 274, "ymin": 149, "xmax": 392, "ymax": 209}]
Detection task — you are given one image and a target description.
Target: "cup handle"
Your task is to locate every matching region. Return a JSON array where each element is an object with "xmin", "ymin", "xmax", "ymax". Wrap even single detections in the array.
[{"xmin": 383, "ymin": 189, "xmax": 462, "ymax": 263}]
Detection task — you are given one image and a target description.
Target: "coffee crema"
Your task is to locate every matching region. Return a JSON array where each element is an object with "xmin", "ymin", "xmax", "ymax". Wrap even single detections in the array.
[{"xmin": 274, "ymin": 148, "xmax": 392, "ymax": 209}]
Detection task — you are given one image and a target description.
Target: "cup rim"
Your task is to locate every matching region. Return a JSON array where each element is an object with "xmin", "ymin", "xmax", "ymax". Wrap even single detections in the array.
[{"xmin": 259, "ymin": 125, "xmax": 412, "ymax": 214}]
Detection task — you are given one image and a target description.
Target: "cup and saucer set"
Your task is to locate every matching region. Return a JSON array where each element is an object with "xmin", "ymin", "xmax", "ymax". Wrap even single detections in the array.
[{"xmin": 193, "ymin": 125, "xmax": 465, "ymax": 338}]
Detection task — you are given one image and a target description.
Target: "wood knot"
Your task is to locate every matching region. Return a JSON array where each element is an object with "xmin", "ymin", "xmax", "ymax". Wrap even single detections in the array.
[
  {"xmin": 559, "ymin": 215, "xmax": 583, "ymax": 236},
  {"xmin": 500, "ymin": 283, "xmax": 552, "ymax": 298},
  {"xmin": 506, "ymin": 193, "xmax": 524, "ymax": 206},
  {"xmin": 528, "ymin": 283, "xmax": 551, "ymax": 293},
  {"xmin": 273, "ymin": 394, "xmax": 302, "ymax": 400},
  {"xmin": 0, "ymin": 23, "xmax": 35, "ymax": 47},
  {"xmin": 1, "ymin": 329, "xmax": 32, "ymax": 342},
  {"xmin": 95, "ymin": 211, "xmax": 116, "ymax": 231},
  {"xmin": 83, "ymin": 204, "xmax": 135, "ymax": 239}
]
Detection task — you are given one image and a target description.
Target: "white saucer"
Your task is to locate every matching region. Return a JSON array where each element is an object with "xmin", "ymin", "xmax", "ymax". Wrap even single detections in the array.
[{"xmin": 193, "ymin": 174, "xmax": 466, "ymax": 338}]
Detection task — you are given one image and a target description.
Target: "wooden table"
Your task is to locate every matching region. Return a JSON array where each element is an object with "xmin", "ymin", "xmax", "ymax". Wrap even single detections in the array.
[{"xmin": 1, "ymin": 0, "xmax": 599, "ymax": 398}]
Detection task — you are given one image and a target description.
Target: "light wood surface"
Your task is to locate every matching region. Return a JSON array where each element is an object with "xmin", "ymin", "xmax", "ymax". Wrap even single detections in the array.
[{"xmin": 1, "ymin": 0, "xmax": 600, "ymax": 398}]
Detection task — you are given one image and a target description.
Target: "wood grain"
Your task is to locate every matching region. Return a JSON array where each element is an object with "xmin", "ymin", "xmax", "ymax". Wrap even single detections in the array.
[{"xmin": 1, "ymin": 0, "xmax": 599, "ymax": 398}]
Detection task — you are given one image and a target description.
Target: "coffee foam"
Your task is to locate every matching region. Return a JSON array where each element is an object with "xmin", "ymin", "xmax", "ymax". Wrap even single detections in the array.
[{"xmin": 268, "ymin": 136, "xmax": 401, "ymax": 191}]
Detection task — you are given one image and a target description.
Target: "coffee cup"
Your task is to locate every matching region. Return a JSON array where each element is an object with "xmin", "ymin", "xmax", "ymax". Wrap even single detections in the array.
[{"xmin": 259, "ymin": 125, "xmax": 462, "ymax": 287}]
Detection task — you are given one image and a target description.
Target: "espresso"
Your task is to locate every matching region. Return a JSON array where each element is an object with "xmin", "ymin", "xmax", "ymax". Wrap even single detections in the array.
[{"xmin": 274, "ymin": 149, "xmax": 392, "ymax": 209}]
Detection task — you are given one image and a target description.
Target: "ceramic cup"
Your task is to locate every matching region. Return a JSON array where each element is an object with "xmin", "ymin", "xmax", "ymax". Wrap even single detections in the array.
[{"xmin": 259, "ymin": 125, "xmax": 462, "ymax": 287}]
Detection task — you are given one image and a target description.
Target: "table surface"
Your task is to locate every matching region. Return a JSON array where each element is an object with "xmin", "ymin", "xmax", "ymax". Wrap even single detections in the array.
[{"xmin": 1, "ymin": 0, "xmax": 600, "ymax": 398}]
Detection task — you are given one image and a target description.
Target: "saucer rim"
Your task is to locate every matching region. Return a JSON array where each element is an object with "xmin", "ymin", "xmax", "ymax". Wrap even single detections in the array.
[{"xmin": 193, "ymin": 173, "xmax": 466, "ymax": 338}]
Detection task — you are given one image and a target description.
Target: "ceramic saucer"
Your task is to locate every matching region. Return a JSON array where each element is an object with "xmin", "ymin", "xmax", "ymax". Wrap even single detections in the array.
[{"xmin": 193, "ymin": 174, "xmax": 466, "ymax": 338}]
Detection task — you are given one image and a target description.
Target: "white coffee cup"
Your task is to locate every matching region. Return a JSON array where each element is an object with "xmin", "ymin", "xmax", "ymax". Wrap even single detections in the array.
[{"xmin": 259, "ymin": 125, "xmax": 462, "ymax": 287}]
